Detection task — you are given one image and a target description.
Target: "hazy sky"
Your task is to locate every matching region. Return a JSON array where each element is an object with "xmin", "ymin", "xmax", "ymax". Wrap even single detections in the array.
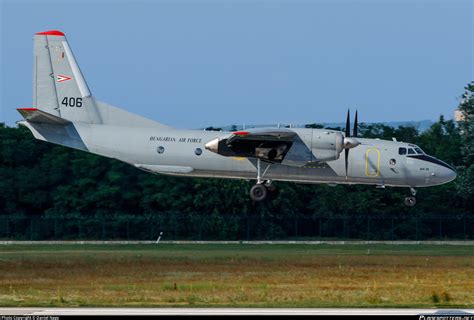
[{"xmin": 1, "ymin": 0, "xmax": 472, "ymax": 128}]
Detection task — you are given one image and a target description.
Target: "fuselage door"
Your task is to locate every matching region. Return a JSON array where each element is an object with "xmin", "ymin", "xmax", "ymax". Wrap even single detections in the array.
[{"xmin": 365, "ymin": 148, "xmax": 380, "ymax": 177}]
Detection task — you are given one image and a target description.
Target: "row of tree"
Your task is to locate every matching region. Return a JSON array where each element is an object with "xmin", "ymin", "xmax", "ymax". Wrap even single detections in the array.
[{"xmin": 0, "ymin": 84, "xmax": 472, "ymax": 229}]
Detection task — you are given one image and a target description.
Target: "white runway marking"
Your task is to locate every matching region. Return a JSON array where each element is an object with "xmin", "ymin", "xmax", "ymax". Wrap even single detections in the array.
[{"xmin": 1, "ymin": 308, "xmax": 473, "ymax": 316}]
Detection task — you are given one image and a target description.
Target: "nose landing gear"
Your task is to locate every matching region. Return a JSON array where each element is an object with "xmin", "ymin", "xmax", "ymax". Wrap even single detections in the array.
[{"xmin": 404, "ymin": 187, "xmax": 417, "ymax": 207}]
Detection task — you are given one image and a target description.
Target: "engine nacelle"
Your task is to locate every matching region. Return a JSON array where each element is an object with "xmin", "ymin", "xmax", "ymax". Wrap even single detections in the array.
[
  {"xmin": 204, "ymin": 128, "xmax": 350, "ymax": 166},
  {"xmin": 310, "ymin": 130, "xmax": 344, "ymax": 162}
]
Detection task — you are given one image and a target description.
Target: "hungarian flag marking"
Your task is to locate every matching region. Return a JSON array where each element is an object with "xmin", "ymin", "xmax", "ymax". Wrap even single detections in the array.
[{"xmin": 56, "ymin": 74, "xmax": 72, "ymax": 83}]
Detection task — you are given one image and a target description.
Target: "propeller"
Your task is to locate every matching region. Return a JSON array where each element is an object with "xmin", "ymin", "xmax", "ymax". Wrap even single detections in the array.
[
  {"xmin": 343, "ymin": 109, "xmax": 360, "ymax": 178},
  {"xmin": 354, "ymin": 110, "xmax": 358, "ymax": 138}
]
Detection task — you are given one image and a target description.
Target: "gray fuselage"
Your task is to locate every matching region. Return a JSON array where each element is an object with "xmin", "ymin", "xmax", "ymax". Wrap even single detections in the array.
[{"xmin": 54, "ymin": 123, "xmax": 456, "ymax": 188}]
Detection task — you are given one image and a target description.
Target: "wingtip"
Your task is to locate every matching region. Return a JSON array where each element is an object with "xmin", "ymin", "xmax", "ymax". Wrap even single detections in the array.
[{"xmin": 35, "ymin": 30, "xmax": 65, "ymax": 36}]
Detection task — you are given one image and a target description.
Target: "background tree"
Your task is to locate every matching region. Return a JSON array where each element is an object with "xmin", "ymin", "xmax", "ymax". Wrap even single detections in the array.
[
  {"xmin": 1, "ymin": 83, "xmax": 472, "ymax": 240},
  {"xmin": 456, "ymin": 81, "xmax": 474, "ymax": 204}
]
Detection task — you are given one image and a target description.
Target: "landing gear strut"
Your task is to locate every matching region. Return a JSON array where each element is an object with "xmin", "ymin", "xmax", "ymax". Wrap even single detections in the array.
[
  {"xmin": 249, "ymin": 159, "xmax": 277, "ymax": 202},
  {"xmin": 404, "ymin": 187, "xmax": 417, "ymax": 207}
]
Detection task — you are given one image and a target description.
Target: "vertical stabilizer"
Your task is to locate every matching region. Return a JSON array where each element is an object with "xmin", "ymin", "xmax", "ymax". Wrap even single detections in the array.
[
  {"xmin": 34, "ymin": 30, "xmax": 102, "ymax": 124},
  {"xmin": 32, "ymin": 30, "xmax": 170, "ymax": 129}
]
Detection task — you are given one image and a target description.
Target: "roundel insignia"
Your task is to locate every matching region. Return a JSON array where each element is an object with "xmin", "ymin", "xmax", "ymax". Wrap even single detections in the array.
[{"xmin": 56, "ymin": 74, "xmax": 72, "ymax": 82}]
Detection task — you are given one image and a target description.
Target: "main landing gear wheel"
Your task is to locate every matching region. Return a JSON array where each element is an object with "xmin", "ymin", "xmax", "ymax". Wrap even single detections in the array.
[
  {"xmin": 250, "ymin": 184, "xmax": 268, "ymax": 202},
  {"xmin": 250, "ymin": 157, "xmax": 274, "ymax": 202}
]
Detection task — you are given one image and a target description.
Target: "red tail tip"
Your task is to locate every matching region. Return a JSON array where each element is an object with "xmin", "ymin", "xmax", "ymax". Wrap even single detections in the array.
[{"xmin": 36, "ymin": 30, "xmax": 65, "ymax": 36}]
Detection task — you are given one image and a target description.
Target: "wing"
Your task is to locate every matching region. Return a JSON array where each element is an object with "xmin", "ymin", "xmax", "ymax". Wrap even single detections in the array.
[
  {"xmin": 206, "ymin": 128, "xmax": 297, "ymax": 162},
  {"xmin": 227, "ymin": 128, "xmax": 297, "ymax": 143}
]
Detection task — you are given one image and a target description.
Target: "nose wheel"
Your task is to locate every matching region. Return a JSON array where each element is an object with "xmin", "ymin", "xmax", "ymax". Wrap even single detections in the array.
[
  {"xmin": 404, "ymin": 187, "xmax": 417, "ymax": 207},
  {"xmin": 404, "ymin": 196, "xmax": 416, "ymax": 207}
]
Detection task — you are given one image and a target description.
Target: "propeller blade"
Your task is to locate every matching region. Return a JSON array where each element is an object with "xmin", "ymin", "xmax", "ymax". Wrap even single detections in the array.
[
  {"xmin": 345, "ymin": 148, "xmax": 349, "ymax": 178},
  {"xmin": 345, "ymin": 109, "xmax": 351, "ymax": 138},
  {"xmin": 353, "ymin": 109, "xmax": 358, "ymax": 138}
]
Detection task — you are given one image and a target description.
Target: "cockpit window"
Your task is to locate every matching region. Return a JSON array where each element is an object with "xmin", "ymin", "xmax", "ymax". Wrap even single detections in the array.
[
  {"xmin": 398, "ymin": 147, "xmax": 407, "ymax": 155},
  {"xmin": 408, "ymin": 148, "xmax": 416, "ymax": 155},
  {"xmin": 414, "ymin": 147, "xmax": 423, "ymax": 155}
]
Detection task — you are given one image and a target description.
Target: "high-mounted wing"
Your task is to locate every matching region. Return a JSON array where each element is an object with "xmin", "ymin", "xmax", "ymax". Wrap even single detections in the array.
[{"xmin": 205, "ymin": 128, "xmax": 297, "ymax": 162}]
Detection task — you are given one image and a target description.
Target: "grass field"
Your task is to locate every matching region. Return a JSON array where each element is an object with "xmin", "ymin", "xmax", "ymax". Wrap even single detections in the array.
[{"xmin": 0, "ymin": 244, "xmax": 473, "ymax": 308}]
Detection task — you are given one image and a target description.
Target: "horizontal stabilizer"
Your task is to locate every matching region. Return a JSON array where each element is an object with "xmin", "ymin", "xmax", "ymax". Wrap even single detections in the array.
[{"xmin": 17, "ymin": 108, "xmax": 71, "ymax": 125}]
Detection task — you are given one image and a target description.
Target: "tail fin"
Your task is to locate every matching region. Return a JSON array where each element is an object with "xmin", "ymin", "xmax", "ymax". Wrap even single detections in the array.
[
  {"xmin": 33, "ymin": 30, "xmax": 170, "ymax": 128},
  {"xmin": 34, "ymin": 30, "xmax": 103, "ymax": 124}
]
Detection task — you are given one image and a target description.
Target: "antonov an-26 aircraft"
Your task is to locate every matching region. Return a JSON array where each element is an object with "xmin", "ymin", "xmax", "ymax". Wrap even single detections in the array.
[{"xmin": 17, "ymin": 31, "xmax": 457, "ymax": 206}]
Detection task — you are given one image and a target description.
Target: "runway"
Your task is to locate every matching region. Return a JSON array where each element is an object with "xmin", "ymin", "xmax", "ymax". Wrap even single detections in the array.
[
  {"xmin": 1, "ymin": 308, "xmax": 473, "ymax": 316},
  {"xmin": 2, "ymin": 240, "xmax": 474, "ymax": 245}
]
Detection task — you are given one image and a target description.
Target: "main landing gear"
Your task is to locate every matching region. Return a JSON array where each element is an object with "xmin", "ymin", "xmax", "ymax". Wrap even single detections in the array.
[
  {"xmin": 250, "ymin": 181, "xmax": 278, "ymax": 202},
  {"xmin": 404, "ymin": 187, "xmax": 417, "ymax": 207},
  {"xmin": 249, "ymin": 158, "xmax": 278, "ymax": 202}
]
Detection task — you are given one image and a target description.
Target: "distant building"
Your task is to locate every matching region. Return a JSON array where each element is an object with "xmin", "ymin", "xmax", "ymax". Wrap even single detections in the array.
[{"xmin": 454, "ymin": 109, "xmax": 466, "ymax": 122}]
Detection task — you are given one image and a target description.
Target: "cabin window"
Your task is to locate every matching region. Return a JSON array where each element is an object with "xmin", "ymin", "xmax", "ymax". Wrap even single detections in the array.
[
  {"xmin": 398, "ymin": 147, "xmax": 407, "ymax": 155},
  {"xmin": 408, "ymin": 148, "xmax": 416, "ymax": 155},
  {"xmin": 195, "ymin": 148, "xmax": 202, "ymax": 156},
  {"xmin": 157, "ymin": 146, "xmax": 165, "ymax": 154}
]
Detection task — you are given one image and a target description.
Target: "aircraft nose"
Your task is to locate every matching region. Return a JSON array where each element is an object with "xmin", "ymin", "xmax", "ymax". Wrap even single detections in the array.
[
  {"xmin": 436, "ymin": 163, "xmax": 457, "ymax": 183},
  {"xmin": 413, "ymin": 154, "xmax": 456, "ymax": 185},
  {"xmin": 444, "ymin": 167, "xmax": 457, "ymax": 182}
]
